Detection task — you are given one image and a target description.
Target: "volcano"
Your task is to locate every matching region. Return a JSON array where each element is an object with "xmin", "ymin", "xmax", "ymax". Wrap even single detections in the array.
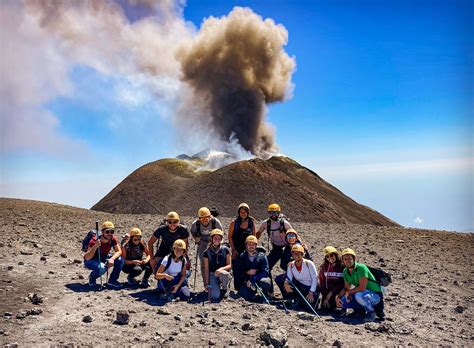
[{"xmin": 91, "ymin": 156, "xmax": 398, "ymax": 226}]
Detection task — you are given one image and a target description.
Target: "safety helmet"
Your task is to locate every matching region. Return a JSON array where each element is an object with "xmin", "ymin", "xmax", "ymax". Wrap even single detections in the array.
[
  {"xmin": 323, "ymin": 246, "xmax": 338, "ymax": 256},
  {"xmin": 173, "ymin": 239, "xmax": 186, "ymax": 251},
  {"xmin": 341, "ymin": 248, "xmax": 356, "ymax": 258},
  {"xmin": 267, "ymin": 203, "xmax": 281, "ymax": 212},
  {"xmin": 210, "ymin": 229, "xmax": 224, "ymax": 238},
  {"xmin": 101, "ymin": 221, "xmax": 114, "ymax": 230},
  {"xmin": 245, "ymin": 235, "xmax": 258, "ymax": 244},
  {"xmin": 166, "ymin": 211, "xmax": 180, "ymax": 221},
  {"xmin": 291, "ymin": 244, "xmax": 305, "ymax": 254},
  {"xmin": 198, "ymin": 207, "xmax": 211, "ymax": 218},
  {"xmin": 238, "ymin": 203, "xmax": 250, "ymax": 213},
  {"xmin": 129, "ymin": 228, "xmax": 142, "ymax": 237}
]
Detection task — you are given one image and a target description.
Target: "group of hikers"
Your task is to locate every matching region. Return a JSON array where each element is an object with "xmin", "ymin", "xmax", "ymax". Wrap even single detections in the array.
[{"xmin": 83, "ymin": 203, "xmax": 386, "ymax": 322}]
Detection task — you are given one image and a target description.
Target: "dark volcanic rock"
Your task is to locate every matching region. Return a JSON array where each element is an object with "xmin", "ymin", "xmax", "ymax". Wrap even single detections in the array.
[
  {"xmin": 260, "ymin": 328, "xmax": 288, "ymax": 348},
  {"xmin": 115, "ymin": 310, "xmax": 130, "ymax": 325}
]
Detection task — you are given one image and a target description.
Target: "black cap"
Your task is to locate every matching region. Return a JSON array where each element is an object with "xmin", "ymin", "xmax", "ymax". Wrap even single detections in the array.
[{"xmin": 210, "ymin": 207, "xmax": 219, "ymax": 217}]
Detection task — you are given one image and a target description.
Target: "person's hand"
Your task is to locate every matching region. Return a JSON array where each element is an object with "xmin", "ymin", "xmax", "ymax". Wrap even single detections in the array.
[
  {"xmin": 306, "ymin": 292, "xmax": 315, "ymax": 303},
  {"xmin": 284, "ymin": 282, "xmax": 293, "ymax": 293},
  {"xmin": 322, "ymin": 297, "xmax": 330, "ymax": 308},
  {"xmin": 150, "ymin": 258, "xmax": 157, "ymax": 269},
  {"xmin": 93, "ymin": 240, "xmax": 101, "ymax": 249},
  {"xmin": 195, "ymin": 237, "xmax": 201, "ymax": 244},
  {"xmin": 247, "ymin": 269, "xmax": 256, "ymax": 276},
  {"xmin": 215, "ymin": 269, "xmax": 222, "ymax": 276},
  {"xmin": 232, "ymin": 250, "xmax": 238, "ymax": 259},
  {"xmin": 246, "ymin": 280, "xmax": 253, "ymax": 288},
  {"xmin": 335, "ymin": 296, "xmax": 342, "ymax": 308},
  {"xmin": 171, "ymin": 285, "xmax": 178, "ymax": 294},
  {"xmin": 107, "ymin": 258, "xmax": 115, "ymax": 268},
  {"xmin": 133, "ymin": 260, "xmax": 141, "ymax": 266},
  {"xmin": 346, "ymin": 291, "xmax": 352, "ymax": 302},
  {"xmin": 165, "ymin": 274, "xmax": 174, "ymax": 281}
]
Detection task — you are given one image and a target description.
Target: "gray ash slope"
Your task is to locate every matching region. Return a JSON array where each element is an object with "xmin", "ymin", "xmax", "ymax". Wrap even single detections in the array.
[
  {"xmin": 92, "ymin": 155, "xmax": 399, "ymax": 227},
  {"xmin": 1, "ymin": 198, "xmax": 473, "ymax": 346}
]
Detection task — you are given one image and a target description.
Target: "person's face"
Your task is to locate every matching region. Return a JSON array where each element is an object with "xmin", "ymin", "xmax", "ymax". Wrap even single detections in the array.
[
  {"xmin": 326, "ymin": 253, "xmax": 337, "ymax": 264},
  {"xmin": 199, "ymin": 215, "xmax": 211, "ymax": 226},
  {"xmin": 212, "ymin": 235, "xmax": 222, "ymax": 246},
  {"xmin": 168, "ymin": 219, "xmax": 179, "ymax": 230},
  {"xmin": 239, "ymin": 208, "xmax": 249, "ymax": 219},
  {"xmin": 132, "ymin": 236, "xmax": 141, "ymax": 244},
  {"xmin": 292, "ymin": 251, "xmax": 303, "ymax": 262},
  {"xmin": 268, "ymin": 211, "xmax": 279, "ymax": 220},
  {"xmin": 286, "ymin": 234, "xmax": 297, "ymax": 245},
  {"xmin": 246, "ymin": 242, "xmax": 257, "ymax": 253},
  {"xmin": 342, "ymin": 255, "xmax": 355, "ymax": 268},
  {"xmin": 173, "ymin": 247, "xmax": 185, "ymax": 257},
  {"xmin": 102, "ymin": 228, "xmax": 114, "ymax": 240}
]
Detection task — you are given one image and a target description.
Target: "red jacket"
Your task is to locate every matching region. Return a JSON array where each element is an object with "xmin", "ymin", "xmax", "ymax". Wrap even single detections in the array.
[{"xmin": 318, "ymin": 262, "xmax": 345, "ymax": 295}]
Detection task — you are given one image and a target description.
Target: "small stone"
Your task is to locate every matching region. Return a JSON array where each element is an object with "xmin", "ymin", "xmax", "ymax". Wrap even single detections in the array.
[
  {"xmin": 82, "ymin": 315, "xmax": 93, "ymax": 323},
  {"xmin": 368, "ymin": 250, "xmax": 377, "ymax": 255},
  {"xmin": 139, "ymin": 320, "xmax": 147, "ymax": 327},
  {"xmin": 115, "ymin": 310, "xmax": 130, "ymax": 325},
  {"xmin": 365, "ymin": 322, "xmax": 379, "ymax": 332},
  {"xmin": 439, "ymin": 287, "xmax": 448, "ymax": 293},
  {"xmin": 26, "ymin": 308, "xmax": 43, "ymax": 316},
  {"xmin": 4, "ymin": 312, "xmax": 13, "ymax": 317},
  {"xmin": 78, "ymin": 275, "xmax": 85, "ymax": 280},
  {"xmin": 18, "ymin": 262, "xmax": 24, "ymax": 266},
  {"xmin": 60, "ymin": 252, "xmax": 67, "ymax": 258},
  {"xmin": 33, "ymin": 243, "xmax": 42, "ymax": 248},
  {"xmin": 208, "ymin": 339, "xmax": 216, "ymax": 346},
  {"xmin": 229, "ymin": 338, "xmax": 239, "ymax": 346},
  {"xmin": 156, "ymin": 308, "xmax": 171, "ymax": 315},
  {"xmin": 7, "ymin": 266, "xmax": 13, "ymax": 271},
  {"xmin": 297, "ymin": 312, "xmax": 315, "ymax": 321},
  {"xmin": 454, "ymin": 306, "xmax": 466, "ymax": 314},
  {"xmin": 48, "ymin": 271, "xmax": 55, "ymax": 274},
  {"xmin": 16, "ymin": 311, "xmax": 27, "ymax": 319},
  {"xmin": 40, "ymin": 256, "xmax": 47, "ymax": 261},
  {"xmin": 260, "ymin": 328, "xmax": 288, "ymax": 348},
  {"xmin": 174, "ymin": 315, "xmax": 181, "ymax": 321},
  {"xmin": 242, "ymin": 313, "xmax": 251, "ymax": 319},
  {"xmin": 20, "ymin": 250, "xmax": 33, "ymax": 255},
  {"xmin": 73, "ymin": 259, "xmax": 82, "ymax": 264},
  {"xmin": 242, "ymin": 323, "xmax": 255, "ymax": 331},
  {"xmin": 28, "ymin": 293, "xmax": 44, "ymax": 305},
  {"xmin": 332, "ymin": 340, "xmax": 343, "ymax": 347}
]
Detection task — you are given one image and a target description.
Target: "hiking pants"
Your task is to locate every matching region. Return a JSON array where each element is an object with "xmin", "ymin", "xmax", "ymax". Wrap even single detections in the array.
[
  {"xmin": 197, "ymin": 239, "xmax": 209, "ymax": 287},
  {"xmin": 209, "ymin": 271, "xmax": 230, "ymax": 300},
  {"xmin": 274, "ymin": 273, "xmax": 286, "ymax": 296},
  {"xmin": 122, "ymin": 262, "xmax": 153, "ymax": 280},
  {"xmin": 283, "ymin": 278, "xmax": 319, "ymax": 312},
  {"xmin": 340, "ymin": 290, "xmax": 381, "ymax": 312},
  {"xmin": 267, "ymin": 244, "xmax": 285, "ymax": 271},
  {"xmin": 84, "ymin": 256, "xmax": 125, "ymax": 282},
  {"xmin": 238, "ymin": 277, "xmax": 271, "ymax": 301}
]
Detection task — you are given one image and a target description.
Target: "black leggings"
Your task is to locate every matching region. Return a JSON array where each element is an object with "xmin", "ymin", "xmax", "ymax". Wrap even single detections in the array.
[{"xmin": 122, "ymin": 263, "xmax": 153, "ymax": 279}]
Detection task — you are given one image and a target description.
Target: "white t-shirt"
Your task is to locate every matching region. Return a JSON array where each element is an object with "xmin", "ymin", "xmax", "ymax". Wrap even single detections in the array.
[
  {"xmin": 160, "ymin": 255, "xmax": 184, "ymax": 277},
  {"xmin": 259, "ymin": 219, "xmax": 292, "ymax": 246},
  {"xmin": 287, "ymin": 259, "xmax": 318, "ymax": 292}
]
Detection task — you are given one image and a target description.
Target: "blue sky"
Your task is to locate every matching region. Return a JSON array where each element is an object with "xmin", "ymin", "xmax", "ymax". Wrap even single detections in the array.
[{"xmin": 1, "ymin": 0, "xmax": 472, "ymax": 232}]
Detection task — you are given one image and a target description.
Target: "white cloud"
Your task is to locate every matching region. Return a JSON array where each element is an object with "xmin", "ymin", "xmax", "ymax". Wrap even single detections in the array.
[{"xmin": 414, "ymin": 217, "xmax": 423, "ymax": 224}]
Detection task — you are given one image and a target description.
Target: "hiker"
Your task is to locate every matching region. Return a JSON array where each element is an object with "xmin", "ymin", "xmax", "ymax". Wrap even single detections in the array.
[
  {"xmin": 281, "ymin": 244, "xmax": 319, "ymax": 312},
  {"xmin": 148, "ymin": 212, "xmax": 190, "ymax": 272},
  {"xmin": 256, "ymin": 203, "xmax": 292, "ymax": 271},
  {"xmin": 83, "ymin": 221, "xmax": 124, "ymax": 288},
  {"xmin": 335, "ymin": 248, "xmax": 385, "ymax": 322},
  {"xmin": 203, "ymin": 229, "xmax": 231, "ymax": 300},
  {"xmin": 210, "ymin": 206, "xmax": 219, "ymax": 218},
  {"xmin": 190, "ymin": 207, "xmax": 223, "ymax": 287},
  {"xmin": 274, "ymin": 229, "xmax": 311, "ymax": 293},
  {"xmin": 121, "ymin": 228, "xmax": 153, "ymax": 288},
  {"xmin": 235, "ymin": 235, "xmax": 272, "ymax": 301},
  {"xmin": 155, "ymin": 239, "xmax": 191, "ymax": 301},
  {"xmin": 228, "ymin": 203, "xmax": 257, "ymax": 290},
  {"xmin": 318, "ymin": 246, "xmax": 344, "ymax": 310}
]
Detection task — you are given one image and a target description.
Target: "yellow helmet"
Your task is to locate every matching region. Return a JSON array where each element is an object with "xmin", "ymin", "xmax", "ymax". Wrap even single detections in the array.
[
  {"xmin": 323, "ymin": 246, "xmax": 338, "ymax": 256},
  {"xmin": 173, "ymin": 239, "xmax": 186, "ymax": 251},
  {"xmin": 129, "ymin": 228, "xmax": 142, "ymax": 237},
  {"xmin": 210, "ymin": 229, "xmax": 224, "ymax": 238},
  {"xmin": 341, "ymin": 248, "xmax": 356, "ymax": 258},
  {"xmin": 166, "ymin": 211, "xmax": 180, "ymax": 221},
  {"xmin": 291, "ymin": 244, "xmax": 305, "ymax": 254},
  {"xmin": 101, "ymin": 221, "xmax": 114, "ymax": 230},
  {"xmin": 198, "ymin": 207, "xmax": 211, "ymax": 218},
  {"xmin": 245, "ymin": 235, "xmax": 258, "ymax": 244},
  {"xmin": 238, "ymin": 203, "xmax": 250, "ymax": 213},
  {"xmin": 267, "ymin": 203, "xmax": 281, "ymax": 212}
]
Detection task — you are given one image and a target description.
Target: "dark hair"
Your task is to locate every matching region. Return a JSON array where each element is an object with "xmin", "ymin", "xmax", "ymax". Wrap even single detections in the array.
[
  {"xmin": 127, "ymin": 238, "xmax": 147, "ymax": 251},
  {"xmin": 210, "ymin": 207, "xmax": 219, "ymax": 217},
  {"xmin": 319, "ymin": 253, "xmax": 343, "ymax": 270}
]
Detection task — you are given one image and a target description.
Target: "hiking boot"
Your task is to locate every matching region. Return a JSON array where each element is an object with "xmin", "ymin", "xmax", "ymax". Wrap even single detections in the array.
[
  {"xmin": 364, "ymin": 311, "xmax": 376, "ymax": 323},
  {"xmin": 88, "ymin": 274, "xmax": 97, "ymax": 287},
  {"xmin": 127, "ymin": 274, "xmax": 139, "ymax": 286},
  {"xmin": 107, "ymin": 280, "xmax": 122, "ymax": 289},
  {"xmin": 166, "ymin": 293, "xmax": 174, "ymax": 302},
  {"xmin": 140, "ymin": 278, "xmax": 151, "ymax": 288}
]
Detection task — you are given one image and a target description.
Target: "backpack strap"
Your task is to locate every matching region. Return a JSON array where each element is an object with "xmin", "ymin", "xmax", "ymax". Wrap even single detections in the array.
[
  {"xmin": 196, "ymin": 221, "xmax": 201, "ymax": 237},
  {"xmin": 279, "ymin": 218, "xmax": 286, "ymax": 233},
  {"xmin": 266, "ymin": 218, "xmax": 271, "ymax": 237},
  {"xmin": 211, "ymin": 218, "xmax": 216, "ymax": 230}
]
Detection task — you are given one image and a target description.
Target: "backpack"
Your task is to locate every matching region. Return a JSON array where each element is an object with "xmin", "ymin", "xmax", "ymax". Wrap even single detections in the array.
[
  {"xmin": 196, "ymin": 218, "xmax": 217, "ymax": 237},
  {"xmin": 81, "ymin": 230, "xmax": 99, "ymax": 252},
  {"xmin": 368, "ymin": 266, "xmax": 392, "ymax": 287},
  {"xmin": 266, "ymin": 214, "xmax": 288, "ymax": 237}
]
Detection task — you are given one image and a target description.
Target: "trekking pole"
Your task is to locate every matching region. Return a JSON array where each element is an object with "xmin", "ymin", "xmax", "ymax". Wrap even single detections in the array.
[
  {"xmin": 95, "ymin": 221, "xmax": 103, "ymax": 290},
  {"xmin": 286, "ymin": 277, "xmax": 320, "ymax": 317},
  {"xmin": 254, "ymin": 281, "xmax": 271, "ymax": 305}
]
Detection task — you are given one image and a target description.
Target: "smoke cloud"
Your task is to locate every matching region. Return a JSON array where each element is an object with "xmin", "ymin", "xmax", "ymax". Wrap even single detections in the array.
[{"xmin": 177, "ymin": 7, "xmax": 295, "ymax": 157}]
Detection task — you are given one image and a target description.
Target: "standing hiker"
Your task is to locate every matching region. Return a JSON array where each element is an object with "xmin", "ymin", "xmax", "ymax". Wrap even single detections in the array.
[
  {"xmin": 148, "ymin": 212, "xmax": 190, "ymax": 272},
  {"xmin": 83, "ymin": 221, "xmax": 124, "ymax": 288},
  {"xmin": 275, "ymin": 229, "xmax": 311, "ymax": 293},
  {"xmin": 335, "ymin": 248, "xmax": 385, "ymax": 322},
  {"xmin": 190, "ymin": 207, "xmax": 223, "ymax": 287},
  {"xmin": 203, "ymin": 229, "xmax": 231, "ymax": 300},
  {"xmin": 236, "ymin": 235, "xmax": 272, "ymax": 301},
  {"xmin": 282, "ymin": 244, "xmax": 319, "ymax": 312},
  {"xmin": 318, "ymin": 246, "xmax": 344, "ymax": 310},
  {"xmin": 256, "ymin": 203, "xmax": 292, "ymax": 271},
  {"xmin": 228, "ymin": 203, "xmax": 257, "ymax": 290},
  {"xmin": 121, "ymin": 228, "xmax": 153, "ymax": 288},
  {"xmin": 155, "ymin": 239, "xmax": 191, "ymax": 301}
]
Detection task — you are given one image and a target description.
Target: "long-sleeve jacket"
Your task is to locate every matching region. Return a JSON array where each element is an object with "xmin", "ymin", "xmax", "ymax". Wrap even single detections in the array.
[
  {"xmin": 235, "ymin": 250, "xmax": 270, "ymax": 287},
  {"xmin": 318, "ymin": 262, "xmax": 345, "ymax": 295}
]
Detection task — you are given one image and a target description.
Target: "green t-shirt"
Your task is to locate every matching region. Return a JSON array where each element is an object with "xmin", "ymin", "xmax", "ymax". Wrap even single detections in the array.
[{"xmin": 343, "ymin": 262, "xmax": 382, "ymax": 293}]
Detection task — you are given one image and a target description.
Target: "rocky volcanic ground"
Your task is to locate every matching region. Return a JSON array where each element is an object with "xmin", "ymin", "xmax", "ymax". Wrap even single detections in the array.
[{"xmin": 0, "ymin": 198, "xmax": 473, "ymax": 347}]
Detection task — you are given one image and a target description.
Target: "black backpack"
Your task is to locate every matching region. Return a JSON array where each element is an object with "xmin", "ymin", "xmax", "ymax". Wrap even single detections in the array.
[
  {"xmin": 368, "ymin": 266, "xmax": 392, "ymax": 287},
  {"xmin": 81, "ymin": 230, "xmax": 99, "ymax": 252},
  {"xmin": 266, "ymin": 214, "xmax": 289, "ymax": 237}
]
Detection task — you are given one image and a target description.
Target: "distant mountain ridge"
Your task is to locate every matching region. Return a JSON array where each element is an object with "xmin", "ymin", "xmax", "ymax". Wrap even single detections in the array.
[{"xmin": 91, "ymin": 156, "xmax": 399, "ymax": 226}]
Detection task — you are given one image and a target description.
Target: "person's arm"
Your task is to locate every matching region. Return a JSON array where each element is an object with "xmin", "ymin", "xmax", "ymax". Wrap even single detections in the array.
[
  {"xmin": 308, "ymin": 261, "xmax": 318, "ymax": 293},
  {"xmin": 83, "ymin": 240, "xmax": 100, "ymax": 261},
  {"xmin": 190, "ymin": 222, "xmax": 199, "ymax": 243},
  {"xmin": 109, "ymin": 243, "xmax": 122, "ymax": 263},
  {"xmin": 155, "ymin": 259, "xmax": 173, "ymax": 280},
  {"xmin": 284, "ymin": 263, "xmax": 294, "ymax": 292},
  {"xmin": 228, "ymin": 222, "xmax": 237, "ymax": 258},
  {"xmin": 255, "ymin": 255, "xmax": 270, "ymax": 282},
  {"xmin": 346, "ymin": 277, "xmax": 368, "ymax": 296},
  {"xmin": 142, "ymin": 245, "xmax": 151, "ymax": 264},
  {"xmin": 203, "ymin": 257, "xmax": 210, "ymax": 289},
  {"xmin": 251, "ymin": 218, "xmax": 257, "ymax": 236},
  {"xmin": 148, "ymin": 235, "xmax": 158, "ymax": 257},
  {"xmin": 335, "ymin": 280, "xmax": 351, "ymax": 307},
  {"xmin": 255, "ymin": 221, "xmax": 265, "ymax": 239}
]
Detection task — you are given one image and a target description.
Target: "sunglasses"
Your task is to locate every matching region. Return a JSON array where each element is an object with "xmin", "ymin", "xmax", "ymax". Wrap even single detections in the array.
[
  {"xmin": 168, "ymin": 220, "xmax": 179, "ymax": 224},
  {"xmin": 286, "ymin": 234, "xmax": 297, "ymax": 239},
  {"xmin": 103, "ymin": 229, "xmax": 115, "ymax": 234},
  {"xmin": 132, "ymin": 237, "xmax": 141, "ymax": 242},
  {"xmin": 268, "ymin": 211, "xmax": 280, "ymax": 215}
]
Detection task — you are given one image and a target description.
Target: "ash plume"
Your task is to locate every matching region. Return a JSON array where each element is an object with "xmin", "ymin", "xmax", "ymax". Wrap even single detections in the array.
[{"xmin": 177, "ymin": 7, "xmax": 296, "ymax": 158}]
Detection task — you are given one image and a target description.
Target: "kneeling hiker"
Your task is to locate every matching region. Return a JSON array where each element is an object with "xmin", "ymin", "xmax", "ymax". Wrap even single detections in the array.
[
  {"xmin": 318, "ymin": 246, "xmax": 344, "ymax": 310},
  {"xmin": 335, "ymin": 248, "xmax": 385, "ymax": 322},
  {"xmin": 121, "ymin": 228, "xmax": 153, "ymax": 288},
  {"xmin": 236, "ymin": 235, "xmax": 271, "ymax": 301},
  {"xmin": 282, "ymin": 244, "xmax": 319, "ymax": 312},
  {"xmin": 83, "ymin": 221, "xmax": 124, "ymax": 288},
  {"xmin": 155, "ymin": 239, "xmax": 191, "ymax": 301},
  {"xmin": 203, "ymin": 229, "xmax": 231, "ymax": 300}
]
